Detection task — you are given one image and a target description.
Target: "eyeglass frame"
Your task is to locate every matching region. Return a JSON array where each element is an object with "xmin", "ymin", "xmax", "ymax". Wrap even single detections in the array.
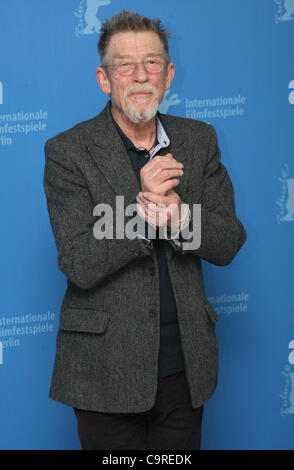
[{"xmin": 101, "ymin": 57, "xmax": 168, "ymax": 76}]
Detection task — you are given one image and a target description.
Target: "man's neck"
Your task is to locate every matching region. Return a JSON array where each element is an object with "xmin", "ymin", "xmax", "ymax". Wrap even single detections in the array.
[{"xmin": 110, "ymin": 104, "xmax": 157, "ymax": 150}]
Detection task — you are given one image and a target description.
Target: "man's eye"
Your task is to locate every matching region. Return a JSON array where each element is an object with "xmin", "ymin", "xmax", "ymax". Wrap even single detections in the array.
[
  {"xmin": 147, "ymin": 59, "xmax": 160, "ymax": 64},
  {"xmin": 120, "ymin": 62, "xmax": 132, "ymax": 67}
]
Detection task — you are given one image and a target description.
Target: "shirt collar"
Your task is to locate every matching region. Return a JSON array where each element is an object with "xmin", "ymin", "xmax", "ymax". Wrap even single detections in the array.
[
  {"xmin": 151, "ymin": 117, "xmax": 170, "ymax": 158},
  {"xmin": 110, "ymin": 106, "xmax": 170, "ymax": 158}
]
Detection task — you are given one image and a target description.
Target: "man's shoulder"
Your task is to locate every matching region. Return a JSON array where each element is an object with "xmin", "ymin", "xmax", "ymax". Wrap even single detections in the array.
[
  {"xmin": 45, "ymin": 104, "xmax": 108, "ymax": 151},
  {"xmin": 45, "ymin": 117, "xmax": 93, "ymax": 150},
  {"xmin": 159, "ymin": 112, "xmax": 216, "ymax": 142}
]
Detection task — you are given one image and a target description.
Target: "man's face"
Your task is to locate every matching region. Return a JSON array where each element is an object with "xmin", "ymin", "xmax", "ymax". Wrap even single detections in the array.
[{"xmin": 96, "ymin": 31, "xmax": 175, "ymax": 123}]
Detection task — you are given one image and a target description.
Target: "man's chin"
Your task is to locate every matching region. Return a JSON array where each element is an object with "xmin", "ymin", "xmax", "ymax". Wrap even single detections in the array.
[{"xmin": 123, "ymin": 102, "xmax": 158, "ymax": 124}]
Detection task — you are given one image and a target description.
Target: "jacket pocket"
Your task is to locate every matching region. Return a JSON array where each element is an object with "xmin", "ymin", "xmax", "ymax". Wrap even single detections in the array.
[
  {"xmin": 204, "ymin": 301, "xmax": 219, "ymax": 324},
  {"xmin": 59, "ymin": 307, "xmax": 110, "ymax": 334}
]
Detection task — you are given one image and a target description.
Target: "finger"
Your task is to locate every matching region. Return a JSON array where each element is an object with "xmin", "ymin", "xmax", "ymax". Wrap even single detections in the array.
[
  {"xmin": 140, "ymin": 157, "xmax": 183, "ymax": 187},
  {"xmin": 158, "ymin": 168, "xmax": 184, "ymax": 179},
  {"xmin": 148, "ymin": 154, "xmax": 184, "ymax": 170},
  {"xmin": 157, "ymin": 178, "xmax": 180, "ymax": 194},
  {"xmin": 137, "ymin": 202, "xmax": 147, "ymax": 219},
  {"xmin": 148, "ymin": 168, "xmax": 184, "ymax": 188},
  {"xmin": 137, "ymin": 193, "xmax": 158, "ymax": 214},
  {"xmin": 139, "ymin": 192, "xmax": 153, "ymax": 207},
  {"xmin": 161, "ymin": 153, "xmax": 173, "ymax": 158},
  {"xmin": 156, "ymin": 156, "xmax": 184, "ymax": 169},
  {"xmin": 141, "ymin": 193, "xmax": 170, "ymax": 210},
  {"xmin": 136, "ymin": 192, "xmax": 145, "ymax": 203},
  {"xmin": 146, "ymin": 208, "xmax": 165, "ymax": 226},
  {"xmin": 136, "ymin": 194, "xmax": 144, "ymax": 208},
  {"xmin": 141, "ymin": 192, "xmax": 162, "ymax": 204}
]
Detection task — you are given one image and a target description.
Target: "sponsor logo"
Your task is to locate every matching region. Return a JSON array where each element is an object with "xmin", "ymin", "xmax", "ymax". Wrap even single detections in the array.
[
  {"xmin": 276, "ymin": 164, "xmax": 294, "ymax": 223},
  {"xmin": 0, "ymin": 109, "xmax": 48, "ymax": 146},
  {"xmin": 158, "ymin": 89, "xmax": 181, "ymax": 114},
  {"xmin": 74, "ymin": 0, "xmax": 111, "ymax": 37},
  {"xmin": 207, "ymin": 291, "xmax": 249, "ymax": 316},
  {"xmin": 0, "ymin": 311, "xmax": 56, "ymax": 364},
  {"xmin": 274, "ymin": 0, "xmax": 294, "ymax": 22},
  {"xmin": 280, "ymin": 340, "xmax": 294, "ymax": 415},
  {"xmin": 185, "ymin": 94, "xmax": 247, "ymax": 121}
]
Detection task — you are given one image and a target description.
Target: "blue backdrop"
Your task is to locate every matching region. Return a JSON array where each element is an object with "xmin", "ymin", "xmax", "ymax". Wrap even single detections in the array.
[{"xmin": 0, "ymin": 0, "xmax": 293, "ymax": 450}]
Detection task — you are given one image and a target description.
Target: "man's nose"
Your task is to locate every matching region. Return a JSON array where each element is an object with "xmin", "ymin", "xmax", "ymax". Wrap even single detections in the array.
[{"xmin": 133, "ymin": 62, "xmax": 149, "ymax": 82}]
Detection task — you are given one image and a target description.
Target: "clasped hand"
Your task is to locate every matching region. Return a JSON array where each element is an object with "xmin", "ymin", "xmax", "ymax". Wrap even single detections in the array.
[{"xmin": 136, "ymin": 153, "xmax": 184, "ymax": 228}]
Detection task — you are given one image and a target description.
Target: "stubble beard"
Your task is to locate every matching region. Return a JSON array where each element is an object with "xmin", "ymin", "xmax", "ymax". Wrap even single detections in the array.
[{"xmin": 122, "ymin": 84, "xmax": 159, "ymax": 124}]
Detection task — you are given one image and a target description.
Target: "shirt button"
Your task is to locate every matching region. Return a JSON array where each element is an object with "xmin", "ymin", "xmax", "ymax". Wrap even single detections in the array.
[
  {"xmin": 149, "ymin": 309, "xmax": 157, "ymax": 318},
  {"xmin": 149, "ymin": 267, "xmax": 156, "ymax": 276}
]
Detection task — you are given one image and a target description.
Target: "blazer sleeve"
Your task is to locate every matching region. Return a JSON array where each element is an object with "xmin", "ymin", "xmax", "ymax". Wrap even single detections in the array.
[
  {"xmin": 43, "ymin": 136, "xmax": 152, "ymax": 289},
  {"xmin": 168, "ymin": 125, "xmax": 246, "ymax": 265}
]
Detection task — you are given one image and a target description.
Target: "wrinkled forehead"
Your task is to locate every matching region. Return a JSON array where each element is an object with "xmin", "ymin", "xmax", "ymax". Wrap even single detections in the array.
[{"xmin": 106, "ymin": 31, "xmax": 165, "ymax": 61}]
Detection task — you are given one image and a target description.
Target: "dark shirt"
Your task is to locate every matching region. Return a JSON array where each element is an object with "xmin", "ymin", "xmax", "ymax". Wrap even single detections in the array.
[{"xmin": 110, "ymin": 111, "xmax": 185, "ymax": 377}]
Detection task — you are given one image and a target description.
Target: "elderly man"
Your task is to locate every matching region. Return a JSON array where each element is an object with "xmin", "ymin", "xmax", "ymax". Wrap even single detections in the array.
[{"xmin": 44, "ymin": 10, "xmax": 246, "ymax": 450}]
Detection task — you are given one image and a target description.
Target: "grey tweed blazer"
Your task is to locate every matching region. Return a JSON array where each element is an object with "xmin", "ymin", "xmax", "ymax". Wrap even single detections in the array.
[{"xmin": 43, "ymin": 101, "xmax": 246, "ymax": 413}]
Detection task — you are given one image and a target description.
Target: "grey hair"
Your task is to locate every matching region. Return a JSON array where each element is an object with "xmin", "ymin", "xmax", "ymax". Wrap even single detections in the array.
[{"xmin": 98, "ymin": 10, "xmax": 171, "ymax": 66}]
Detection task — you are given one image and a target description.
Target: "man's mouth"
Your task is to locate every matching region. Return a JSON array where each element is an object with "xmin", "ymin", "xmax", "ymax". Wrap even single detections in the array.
[
  {"xmin": 130, "ymin": 92, "xmax": 152, "ymax": 98},
  {"xmin": 123, "ymin": 83, "xmax": 158, "ymax": 103}
]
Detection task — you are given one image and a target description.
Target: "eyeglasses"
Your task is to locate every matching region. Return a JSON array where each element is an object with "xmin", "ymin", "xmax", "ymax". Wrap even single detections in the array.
[{"xmin": 103, "ymin": 58, "xmax": 165, "ymax": 76}]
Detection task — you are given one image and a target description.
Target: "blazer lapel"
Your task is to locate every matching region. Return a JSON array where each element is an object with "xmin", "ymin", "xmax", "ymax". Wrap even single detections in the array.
[{"xmin": 85, "ymin": 102, "xmax": 141, "ymax": 204}]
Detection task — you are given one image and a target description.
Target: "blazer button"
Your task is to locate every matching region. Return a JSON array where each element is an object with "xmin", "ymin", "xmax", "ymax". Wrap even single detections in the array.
[{"xmin": 149, "ymin": 309, "xmax": 157, "ymax": 318}]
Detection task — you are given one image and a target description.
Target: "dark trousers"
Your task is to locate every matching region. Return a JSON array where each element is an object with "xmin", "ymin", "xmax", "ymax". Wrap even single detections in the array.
[{"xmin": 74, "ymin": 370, "xmax": 204, "ymax": 450}]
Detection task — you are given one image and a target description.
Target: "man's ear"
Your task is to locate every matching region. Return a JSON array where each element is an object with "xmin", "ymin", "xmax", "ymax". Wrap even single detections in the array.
[
  {"xmin": 164, "ymin": 62, "xmax": 175, "ymax": 91},
  {"xmin": 96, "ymin": 67, "xmax": 111, "ymax": 95}
]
